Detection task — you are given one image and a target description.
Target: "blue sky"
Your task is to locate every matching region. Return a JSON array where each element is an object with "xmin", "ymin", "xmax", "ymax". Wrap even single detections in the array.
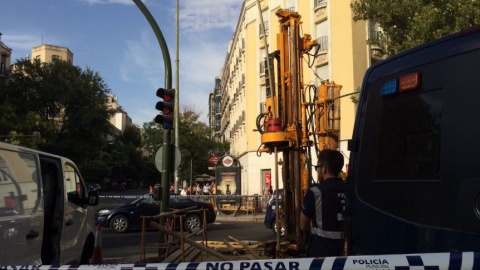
[{"xmin": 1, "ymin": 0, "xmax": 243, "ymax": 126}]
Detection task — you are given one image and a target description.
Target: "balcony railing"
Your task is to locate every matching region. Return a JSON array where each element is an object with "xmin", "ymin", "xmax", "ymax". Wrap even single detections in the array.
[
  {"xmin": 260, "ymin": 61, "xmax": 266, "ymax": 74},
  {"xmin": 259, "ymin": 21, "xmax": 269, "ymax": 34},
  {"xmin": 316, "ymin": 36, "xmax": 328, "ymax": 51},
  {"xmin": 314, "ymin": 0, "xmax": 327, "ymax": 9},
  {"xmin": 370, "ymin": 31, "xmax": 387, "ymax": 48},
  {"xmin": 285, "ymin": 7, "xmax": 296, "ymax": 13}
]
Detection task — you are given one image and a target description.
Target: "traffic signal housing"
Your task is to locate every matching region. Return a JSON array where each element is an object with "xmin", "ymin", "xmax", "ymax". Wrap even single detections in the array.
[{"xmin": 155, "ymin": 88, "xmax": 175, "ymax": 129}]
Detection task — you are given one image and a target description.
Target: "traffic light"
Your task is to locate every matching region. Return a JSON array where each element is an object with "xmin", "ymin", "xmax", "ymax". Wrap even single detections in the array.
[{"xmin": 155, "ymin": 88, "xmax": 175, "ymax": 129}]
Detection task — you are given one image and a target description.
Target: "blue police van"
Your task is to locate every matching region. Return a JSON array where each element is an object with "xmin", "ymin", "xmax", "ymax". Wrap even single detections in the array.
[{"xmin": 347, "ymin": 25, "xmax": 480, "ymax": 255}]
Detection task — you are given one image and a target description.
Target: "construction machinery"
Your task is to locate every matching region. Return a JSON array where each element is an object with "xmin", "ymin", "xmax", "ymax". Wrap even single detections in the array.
[{"xmin": 255, "ymin": 8, "xmax": 342, "ymax": 254}]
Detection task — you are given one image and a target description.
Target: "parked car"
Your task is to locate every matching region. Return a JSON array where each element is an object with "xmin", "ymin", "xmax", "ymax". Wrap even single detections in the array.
[
  {"xmin": 96, "ymin": 194, "xmax": 216, "ymax": 233},
  {"xmin": 264, "ymin": 189, "xmax": 285, "ymax": 236}
]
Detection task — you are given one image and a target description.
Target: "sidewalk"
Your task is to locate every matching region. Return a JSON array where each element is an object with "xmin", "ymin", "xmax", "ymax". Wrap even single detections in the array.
[{"xmin": 216, "ymin": 211, "xmax": 265, "ymax": 223}]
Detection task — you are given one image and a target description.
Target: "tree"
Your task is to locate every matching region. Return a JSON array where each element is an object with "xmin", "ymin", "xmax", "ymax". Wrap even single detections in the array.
[
  {"xmin": 1, "ymin": 58, "xmax": 161, "ymax": 189},
  {"xmin": 142, "ymin": 106, "xmax": 230, "ymax": 184},
  {"xmin": 352, "ymin": 0, "xmax": 480, "ymax": 55},
  {"xmin": 1, "ymin": 58, "xmax": 115, "ymax": 159}
]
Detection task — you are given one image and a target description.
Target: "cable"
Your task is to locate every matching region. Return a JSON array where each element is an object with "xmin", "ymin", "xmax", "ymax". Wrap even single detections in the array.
[
  {"xmin": 256, "ymin": 144, "xmax": 265, "ymax": 157},
  {"xmin": 256, "ymin": 112, "xmax": 267, "ymax": 134}
]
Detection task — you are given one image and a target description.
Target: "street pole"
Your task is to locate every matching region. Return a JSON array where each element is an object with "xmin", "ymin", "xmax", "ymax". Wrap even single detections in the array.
[
  {"xmin": 132, "ymin": 0, "xmax": 172, "ymax": 257},
  {"xmin": 174, "ymin": 0, "xmax": 180, "ymax": 193},
  {"xmin": 190, "ymin": 159, "xmax": 193, "ymax": 194}
]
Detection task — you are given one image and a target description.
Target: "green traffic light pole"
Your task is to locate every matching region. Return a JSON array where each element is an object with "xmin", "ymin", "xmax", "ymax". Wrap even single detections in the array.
[{"xmin": 133, "ymin": 0, "xmax": 172, "ymax": 256}]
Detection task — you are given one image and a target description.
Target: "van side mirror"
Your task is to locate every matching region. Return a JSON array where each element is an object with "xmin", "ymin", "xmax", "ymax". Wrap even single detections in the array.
[{"xmin": 88, "ymin": 190, "xmax": 99, "ymax": 206}]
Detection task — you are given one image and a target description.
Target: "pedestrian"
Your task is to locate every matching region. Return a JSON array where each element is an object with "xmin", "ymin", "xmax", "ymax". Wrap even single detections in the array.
[
  {"xmin": 195, "ymin": 183, "xmax": 201, "ymax": 195},
  {"xmin": 203, "ymin": 182, "xmax": 211, "ymax": 195},
  {"xmin": 187, "ymin": 185, "xmax": 191, "ymax": 195},
  {"xmin": 211, "ymin": 182, "xmax": 216, "ymax": 195},
  {"xmin": 300, "ymin": 149, "xmax": 346, "ymax": 257}
]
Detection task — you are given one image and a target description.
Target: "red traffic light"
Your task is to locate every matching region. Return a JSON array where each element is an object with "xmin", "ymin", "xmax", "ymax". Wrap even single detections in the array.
[
  {"xmin": 157, "ymin": 88, "xmax": 175, "ymax": 101},
  {"xmin": 155, "ymin": 88, "xmax": 175, "ymax": 129}
]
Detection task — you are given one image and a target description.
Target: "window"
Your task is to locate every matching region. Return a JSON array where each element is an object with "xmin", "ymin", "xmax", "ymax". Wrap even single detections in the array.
[
  {"xmin": 0, "ymin": 150, "xmax": 39, "ymax": 216},
  {"xmin": 52, "ymin": 55, "xmax": 60, "ymax": 61},
  {"xmin": 374, "ymin": 89, "xmax": 442, "ymax": 180},
  {"xmin": 64, "ymin": 163, "xmax": 85, "ymax": 205},
  {"xmin": 315, "ymin": 65, "xmax": 328, "ymax": 84}
]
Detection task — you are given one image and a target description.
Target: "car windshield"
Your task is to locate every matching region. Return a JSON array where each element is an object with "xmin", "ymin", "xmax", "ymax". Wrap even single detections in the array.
[
  {"xmin": 127, "ymin": 195, "xmax": 156, "ymax": 205},
  {"xmin": 126, "ymin": 195, "xmax": 193, "ymax": 206}
]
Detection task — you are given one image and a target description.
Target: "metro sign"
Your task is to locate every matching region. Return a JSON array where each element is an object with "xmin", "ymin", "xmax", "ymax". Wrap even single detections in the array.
[{"xmin": 208, "ymin": 155, "xmax": 219, "ymax": 166}]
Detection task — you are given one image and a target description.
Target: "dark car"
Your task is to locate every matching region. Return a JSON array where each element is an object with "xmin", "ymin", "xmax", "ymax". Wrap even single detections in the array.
[
  {"xmin": 264, "ymin": 189, "xmax": 285, "ymax": 236},
  {"xmin": 96, "ymin": 195, "xmax": 216, "ymax": 233}
]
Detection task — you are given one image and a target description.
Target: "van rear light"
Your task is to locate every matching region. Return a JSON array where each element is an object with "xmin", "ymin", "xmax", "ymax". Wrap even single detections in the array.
[
  {"xmin": 206, "ymin": 204, "xmax": 214, "ymax": 211},
  {"xmin": 399, "ymin": 73, "xmax": 420, "ymax": 92}
]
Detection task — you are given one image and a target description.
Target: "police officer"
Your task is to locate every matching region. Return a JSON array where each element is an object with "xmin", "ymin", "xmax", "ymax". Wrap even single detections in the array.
[{"xmin": 300, "ymin": 149, "xmax": 346, "ymax": 257}]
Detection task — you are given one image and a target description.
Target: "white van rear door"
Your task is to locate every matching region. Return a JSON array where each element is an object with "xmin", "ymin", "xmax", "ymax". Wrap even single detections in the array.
[
  {"xmin": 0, "ymin": 147, "xmax": 43, "ymax": 264},
  {"xmin": 61, "ymin": 162, "xmax": 89, "ymax": 264}
]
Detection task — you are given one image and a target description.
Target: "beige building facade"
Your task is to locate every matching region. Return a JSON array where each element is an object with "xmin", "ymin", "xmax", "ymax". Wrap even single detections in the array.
[
  {"xmin": 213, "ymin": 0, "xmax": 384, "ymax": 195},
  {"xmin": 0, "ymin": 33, "xmax": 12, "ymax": 78},
  {"xmin": 32, "ymin": 44, "xmax": 73, "ymax": 63},
  {"xmin": 106, "ymin": 94, "xmax": 133, "ymax": 133}
]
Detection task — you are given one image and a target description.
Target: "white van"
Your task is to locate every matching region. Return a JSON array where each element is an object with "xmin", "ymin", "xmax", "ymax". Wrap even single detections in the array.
[{"xmin": 0, "ymin": 142, "xmax": 99, "ymax": 265}]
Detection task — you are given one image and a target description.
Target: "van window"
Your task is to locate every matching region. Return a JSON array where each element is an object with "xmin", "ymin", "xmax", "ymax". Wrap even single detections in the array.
[
  {"xmin": 0, "ymin": 149, "xmax": 40, "ymax": 216},
  {"xmin": 64, "ymin": 163, "xmax": 84, "ymax": 206},
  {"xmin": 374, "ymin": 89, "xmax": 442, "ymax": 181}
]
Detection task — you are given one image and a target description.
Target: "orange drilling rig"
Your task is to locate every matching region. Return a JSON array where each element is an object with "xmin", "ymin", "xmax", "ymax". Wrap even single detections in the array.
[{"xmin": 256, "ymin": 8, "xmax": 342, "ymax": 255}]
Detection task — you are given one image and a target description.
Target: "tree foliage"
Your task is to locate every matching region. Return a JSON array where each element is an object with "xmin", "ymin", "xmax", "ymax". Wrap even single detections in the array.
[
  {"xmin": 352, "ymin": 0, "xmax": 480, "ymax": 55},
  {"xmin": 0, "ymin": 58, "xmax": 160, "ymax": 188},
  {"xmin": 1, "ymin": 59, "xmax": 114, "ymax": 158}
]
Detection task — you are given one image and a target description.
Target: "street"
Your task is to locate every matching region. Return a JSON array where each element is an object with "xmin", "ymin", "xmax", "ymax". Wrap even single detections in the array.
[
  {"xmin": 102, "ymin": 221, "xmax": 275, "ymax": 259},
  {"xmin": 98, "ymin": 190, "xmax": 275, "ymax": 260}
]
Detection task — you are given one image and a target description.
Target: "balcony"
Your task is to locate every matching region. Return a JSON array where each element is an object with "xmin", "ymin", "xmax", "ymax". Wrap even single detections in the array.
[
  {"xmin": 285, "ymin": 7, "xmax": 296, "ymax": 13},
  {"xmin": 260, "ymin": 38, "xmax": 266, "ymax": 49},
  {"xmin": 259, "ymin": 21, "xmax": 269, "ymax": 49},
  {"xmin": 259, "ymin": 61, "xmax": 266, "ymax": 85},
  {"xmin": 314, "ymin": 0, "xmax": 327, "ymax": 23},
  {"xmin": 260, "ymin": 0, "xmax": 269, "ymax": 11},
  {"xmin": 314, "ymin": 36, "xmax": 328, "ymax": 66},
  {"xmin": 370, "ymin": 31, "xmax": 386, "ymax": 62}
]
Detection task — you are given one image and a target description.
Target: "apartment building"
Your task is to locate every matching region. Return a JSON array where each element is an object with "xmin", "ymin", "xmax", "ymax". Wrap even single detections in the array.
[
  {"xmin": 0, "ymin": 33, "xmax": 12, "ymax": 78},
  {"xmin": 107, "ymin": 94, "xmax": 133, "ymax": 133},
  {"xmin": 208, "ymin": 77, "xmax": 222, "ymax": 142},
  {"xmin": 32, "ymin": 44, "xmax": 73, "ymax": 63},
  {"xmin": 211, "ymin": 0, "xmax": 384, "ymax": 195}
]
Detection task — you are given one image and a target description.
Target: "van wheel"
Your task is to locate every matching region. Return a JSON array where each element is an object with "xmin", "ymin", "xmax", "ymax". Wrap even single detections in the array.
[
  {"xmin": 80, "ymin": 237, "xmax": 93, "ymax": 264},
  {"xmin": 110, "ymin": 215, "xmax": 129, "ymax": 233},
  {"xmin": 184, "ymin": 214, "xmax": 202, "ymax": 231}
]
